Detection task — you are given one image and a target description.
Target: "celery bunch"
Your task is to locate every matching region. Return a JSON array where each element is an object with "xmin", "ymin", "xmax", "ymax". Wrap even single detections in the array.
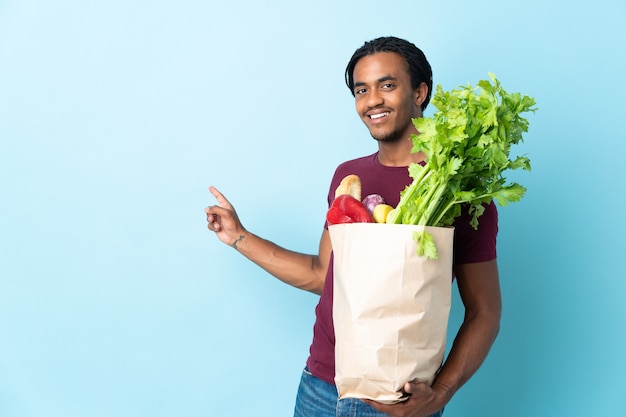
[{"xmin": 387, "ymin": 73, "xmax": 537, "ymax": 258}]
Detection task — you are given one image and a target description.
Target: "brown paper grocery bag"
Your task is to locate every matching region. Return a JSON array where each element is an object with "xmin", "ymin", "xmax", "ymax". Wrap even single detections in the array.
[{"xmin": 329, "ymin": 223, "xmax": 454, "ymax": 404}]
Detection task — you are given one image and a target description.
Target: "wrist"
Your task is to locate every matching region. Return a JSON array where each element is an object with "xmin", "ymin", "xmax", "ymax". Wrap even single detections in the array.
[
  {"xmin": 431, "ymin": 381, "xmax": 454, "ymax": 404},
  {"xmin": 231, "ymin": 230, "xmax": 250, "ymax": 251}
]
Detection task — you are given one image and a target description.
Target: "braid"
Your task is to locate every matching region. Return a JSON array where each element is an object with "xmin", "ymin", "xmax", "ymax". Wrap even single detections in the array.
[{"xmin": 345, "ymin": 36, "xmax": 433, "ymax": 111}]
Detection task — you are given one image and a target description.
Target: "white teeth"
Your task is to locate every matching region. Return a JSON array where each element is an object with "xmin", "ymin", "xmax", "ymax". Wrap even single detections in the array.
[{"xmin": 370, "ymin": 112, "xmax": 389, "ymax": 119}]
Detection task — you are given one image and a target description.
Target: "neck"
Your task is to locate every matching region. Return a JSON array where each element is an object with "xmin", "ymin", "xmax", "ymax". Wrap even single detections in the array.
[{"xmin": 377, "ymin": 138, "xmax": 425, "ymax": 167}]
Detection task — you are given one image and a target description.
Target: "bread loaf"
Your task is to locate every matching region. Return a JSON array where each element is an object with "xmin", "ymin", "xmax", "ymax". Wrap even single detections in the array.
[{"xmin": 334, "ymin": 174, "xmax": 361, "ymax": 201}]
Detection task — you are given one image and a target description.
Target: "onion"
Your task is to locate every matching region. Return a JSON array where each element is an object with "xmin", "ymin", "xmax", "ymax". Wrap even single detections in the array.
[{"xmin": 361, "ymin": 194, "xmax": 386, "ymax": 215}]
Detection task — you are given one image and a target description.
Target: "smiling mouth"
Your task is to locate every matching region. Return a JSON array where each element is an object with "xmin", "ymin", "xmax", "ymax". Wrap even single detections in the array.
[{"xmin": 369, "ymin": 112, "xmax": 390, "ymax": 120}]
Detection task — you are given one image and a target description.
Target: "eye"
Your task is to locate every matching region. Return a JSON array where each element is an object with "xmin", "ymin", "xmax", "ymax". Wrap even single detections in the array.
[
  {"xmin": 381, "ymin": 83, "xmax": 394, "ymax": 90},
  {"xmin": 354, "ymin": 87, "xmax": 367, "ymax": 95}
]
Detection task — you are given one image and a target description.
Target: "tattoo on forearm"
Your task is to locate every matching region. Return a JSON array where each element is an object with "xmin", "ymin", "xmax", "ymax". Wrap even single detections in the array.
[{"xmin": 232, "ymin": 234, "xmax": 245, "ymax": 250}]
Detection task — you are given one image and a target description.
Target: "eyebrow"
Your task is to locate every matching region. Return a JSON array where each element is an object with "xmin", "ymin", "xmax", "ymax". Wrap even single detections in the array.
[{"xmin": 353, "ymin": 75, "xmax": 398, "ymax": 89}]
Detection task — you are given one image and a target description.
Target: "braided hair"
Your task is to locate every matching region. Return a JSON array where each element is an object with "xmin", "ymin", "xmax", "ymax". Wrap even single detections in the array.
[{"xmin": 345, "ymin": 36, "xmax": 433, "ymax": 111}]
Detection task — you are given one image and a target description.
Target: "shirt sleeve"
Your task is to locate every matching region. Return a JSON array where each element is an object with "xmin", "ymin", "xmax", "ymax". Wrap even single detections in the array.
[{"xmin": 452, "ymin": 201, "xmax": 499, "ymax": 264}]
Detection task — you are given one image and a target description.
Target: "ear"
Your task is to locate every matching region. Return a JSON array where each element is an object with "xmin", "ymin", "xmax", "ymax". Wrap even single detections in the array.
[{"xmin": 414, "ymin": 82, "xmax": 429, "ymax": 108}]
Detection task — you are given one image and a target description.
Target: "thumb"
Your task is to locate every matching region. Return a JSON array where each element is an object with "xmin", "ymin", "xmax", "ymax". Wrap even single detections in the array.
[
  {"xmin": 404, "ymin": 381, "xmax": 415, "ymax": 394},
  {"xmin": 403, "ymin": 380, "xmax": 428, "ymax": 395}
]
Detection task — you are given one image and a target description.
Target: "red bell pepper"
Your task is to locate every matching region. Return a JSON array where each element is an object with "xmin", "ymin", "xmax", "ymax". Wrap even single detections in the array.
[{"xmin": 326, "ymin": 194, "xmax": 373, "ymax": 225}]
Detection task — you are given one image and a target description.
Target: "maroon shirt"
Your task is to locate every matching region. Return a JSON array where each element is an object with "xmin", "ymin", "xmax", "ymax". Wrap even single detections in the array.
[{"xmin": 305, "ymin": 152, "xmax": 499, "ymax": 385}]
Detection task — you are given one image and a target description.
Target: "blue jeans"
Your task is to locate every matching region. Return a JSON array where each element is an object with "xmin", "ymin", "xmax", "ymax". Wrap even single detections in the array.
[{"xmin": 293, "ymin": 367, "xmax": 444, "ymax": 417}]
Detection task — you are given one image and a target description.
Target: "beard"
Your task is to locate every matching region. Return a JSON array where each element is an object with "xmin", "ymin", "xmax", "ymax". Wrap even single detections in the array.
[{"xmin": 368, "ymin": 123, "xmax": 411, "ymax": 144}]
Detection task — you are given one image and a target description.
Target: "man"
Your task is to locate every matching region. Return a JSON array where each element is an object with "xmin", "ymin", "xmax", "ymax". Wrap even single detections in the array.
[{"xmin": 205, "ymin": 36, "xmax": 501, "ymax": 417}]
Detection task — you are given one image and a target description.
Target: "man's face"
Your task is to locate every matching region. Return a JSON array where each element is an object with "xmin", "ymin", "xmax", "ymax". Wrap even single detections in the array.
[{"xmin": 352, "ymin": 52, "xmax": 423, "ymax": 143}]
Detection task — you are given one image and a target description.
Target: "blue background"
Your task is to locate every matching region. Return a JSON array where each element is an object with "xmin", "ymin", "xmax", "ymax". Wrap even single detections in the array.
[{"xmin": 1, "ymin": 0, "xmax": 625, "ymax": 416}]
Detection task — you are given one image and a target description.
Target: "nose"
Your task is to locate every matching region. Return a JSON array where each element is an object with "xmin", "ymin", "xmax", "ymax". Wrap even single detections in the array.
[{"xmin": 367, "ymin": 89, "xmax": 383, "ymax": 108}]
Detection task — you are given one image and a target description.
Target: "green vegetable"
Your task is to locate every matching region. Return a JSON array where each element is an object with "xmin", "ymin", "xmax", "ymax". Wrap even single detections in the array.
[{"xmin": 387, "ymin": 73, "xmax": 537, "ymax": 258}]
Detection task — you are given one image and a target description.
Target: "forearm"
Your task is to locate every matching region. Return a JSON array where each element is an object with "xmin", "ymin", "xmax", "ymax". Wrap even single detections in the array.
[
  {"xmin": 229, "ymin": 229, "xmax": 327, "ymax": 294},
  {"xmin": 431, "ymin": 308, "xmax": 500, "ymax": 400},
  {"xmin": 433, "ymin": 259, "xmax": 502, "ymax": 401},
  {"xmin": 205, "ymin": 188, "xmax": 330, "ymax": 294}
]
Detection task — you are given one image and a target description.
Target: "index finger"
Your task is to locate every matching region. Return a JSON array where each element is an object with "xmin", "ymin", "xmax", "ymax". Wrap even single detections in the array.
[{"xmin": 208, "ymin": 185, "xmax": 233, "ymax": 209}]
